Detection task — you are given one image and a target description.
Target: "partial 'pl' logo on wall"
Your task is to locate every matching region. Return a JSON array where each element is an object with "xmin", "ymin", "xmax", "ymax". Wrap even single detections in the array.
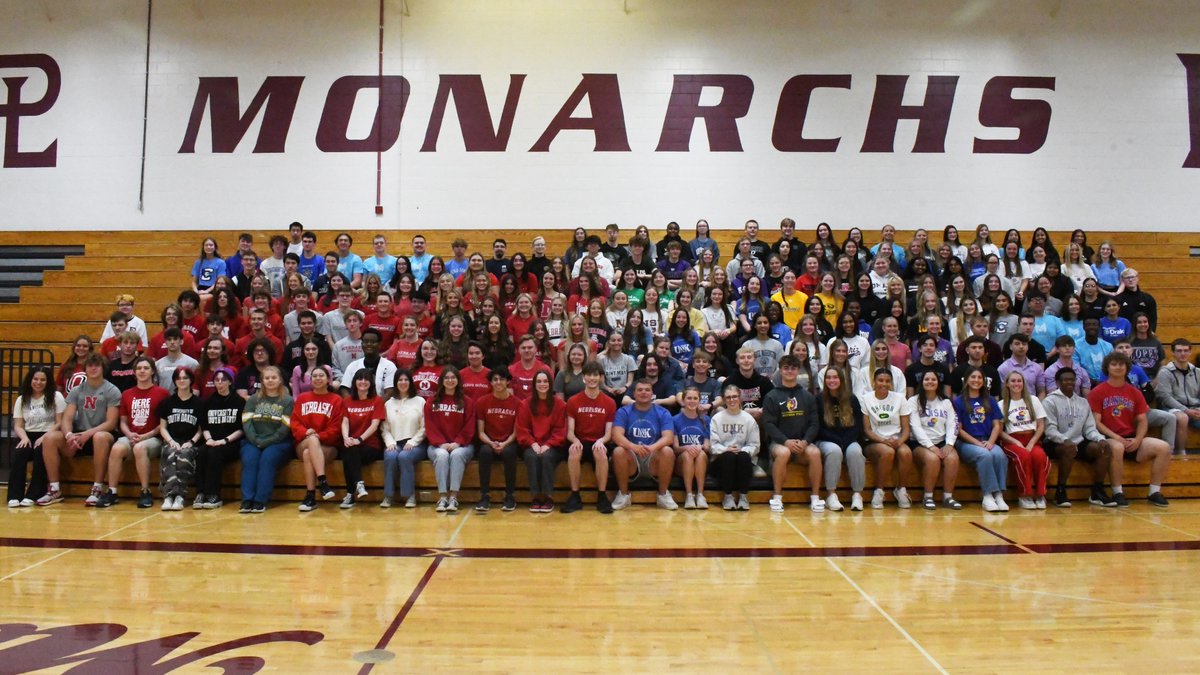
[{"xmin": 0, "ymin": 53, "xmax": 60, "ymax": 168}]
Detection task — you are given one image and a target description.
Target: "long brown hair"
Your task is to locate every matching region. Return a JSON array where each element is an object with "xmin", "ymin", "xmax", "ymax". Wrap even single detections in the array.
[{"xmin": 820, "ymin": 368, "xmax": 854, "ymax": 428}]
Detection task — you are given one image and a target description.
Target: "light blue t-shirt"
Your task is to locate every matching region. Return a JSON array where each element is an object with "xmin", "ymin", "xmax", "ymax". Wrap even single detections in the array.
[
  {"xmin": 614, "ymin": 403, "xmax": 673, "ymax": 445},
  {"xmin": 672, "ymin": 411, "xmax": 710, "ymax": 447},
  {"xmin": 363, "ymin": 255, "xmax": 398, "ymax": 288},
  {"xmin": 191, "ymin": 258, "xmax": 227, "ymax": 289}
]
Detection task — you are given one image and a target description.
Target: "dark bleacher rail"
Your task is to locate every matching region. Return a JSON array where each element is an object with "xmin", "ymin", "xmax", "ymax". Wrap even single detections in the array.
[
  {"xmin": 0, "ymin": 346, "xmax": 58, "ymax": 478},
  {"xmin": 0, "ymin": 245, "xmax": 85, "ymax": 303}
]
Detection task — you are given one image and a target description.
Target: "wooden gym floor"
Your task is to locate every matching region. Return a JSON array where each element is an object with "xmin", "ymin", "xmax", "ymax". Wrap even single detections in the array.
[{"xmin": 2, "ymin": 500, "xmax": 1200, "ymax": 673}]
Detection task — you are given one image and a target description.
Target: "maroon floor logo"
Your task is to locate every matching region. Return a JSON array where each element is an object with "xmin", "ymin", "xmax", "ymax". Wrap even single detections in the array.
[
  {"xmin": 0, "ymin": 53, "xmax": 59, "ymax": 168},
  {"xmin": 0, "ymin": 622, "xmax": 323, "ymax": 674}
]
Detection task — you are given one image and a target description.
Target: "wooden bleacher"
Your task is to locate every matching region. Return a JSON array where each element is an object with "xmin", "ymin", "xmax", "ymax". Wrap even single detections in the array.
[{"xmin": 3, "ymin": 226, "xmax": 1199, "ymax": 501}]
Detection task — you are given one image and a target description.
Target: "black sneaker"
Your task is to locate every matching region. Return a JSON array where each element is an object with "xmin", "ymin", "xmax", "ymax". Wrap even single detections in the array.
[
  {"xmin": 475, "ymin": 494, "xmax": 491, "ymax": 513},
  {"xmin": 299, "ymin": 493, "xmax": 317, "ymax": 512},
  {"xmin": 239, "ymin": 500, "xmax": 253, "ymax": 513},
  {"xmin": 502, "ymin": 494, "xmax": 517, "ymax": 511},
  {"xmin": 1054, "ymin": 487, "xmax": 1071, "ymax": 508},
  {"xmin": 596, "ymin": 492, "xmax": 613, "ymax": 514},
  {"xmin": 1111, "ymin": 492, "xmax": 1129, "ymax": 508},
  {"xmin": 204, "ymin": 495, "xmax": 223, "ymax": 509},
  {"xmin": 317, "ymin": 480, "xmax": 335, "ymax": 500},
  {"xmin": 562, "ymin": 491, "xmax": 583, "ymax": 513},
  {"xmin": 1088, "ymin": 486, "xmax": 1116, "ymax": 507},
  {"xmin": 250, "ymin": 502, "xmax": 267, "ymax": 513},
  {"xmin": 137, "ymin": 489, "xmax": 153, "ymax": 509},
  {"xmin": 97, "ymin": 491, "xmax": 118, "ymax": 508},
  {"xmin": 1148, "ymin": 492, "xmax": 1169, "ymax": 508}
]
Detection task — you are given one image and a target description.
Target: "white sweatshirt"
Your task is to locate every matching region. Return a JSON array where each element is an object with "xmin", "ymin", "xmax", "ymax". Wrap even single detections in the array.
[
  {"xmin": 907, "ymin": 396, "xmax": 959, "ymax": 447},
  {"xmin": 381, "ymin": 395, "xmax": 427, "ymax": 448},
  {"xmin": 709, "ymin": 409, "xmax": 760, "ymax": 459}
]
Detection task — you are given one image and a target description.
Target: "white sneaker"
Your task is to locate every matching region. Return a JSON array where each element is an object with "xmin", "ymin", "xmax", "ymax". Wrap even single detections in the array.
[
  {"xmin": 405, "ymin": 495, "xmax": 417, "ymax": 508},
  {"xmin": 768, "ymin": 496, "xmax": 784, "ymax": 513},
  {"xmin": 657, "ymin": 492, "xmax": 679, "ymax": 510},
  {"xmin": 695, "ymin": 494, "xmax": 709, "ymax": 509},
  {"xmin": 379, "ymin": 497, "xmax": 392, "ymax": 508},
  {"xmin": 825, "ymin": 493, "xmax": 844, "ymax": 512},
  {"xmin": 339, "ymin": 494, "xmax": 356, "ymax": 509},
  {"xmin": 893, "ymin": 487, "xmax": 912, "ymax": 509},
  {"xmin": 435, "ymin": 497, "xmax": 448, "ymax": 512},
  {"xmin": 722, "ymin": 494, "xmax": 736, "ymax": 510},
  {"xmin": 982, "ymin": 493, "xmax": 998, "ymax": 512},
  {"xmin": 737, "ymin": 495, "xmax": 750, "ymax": 511},
  {"xmin": 611, "ymin": 492, "xmax": 632, "ymax": 510},
  {"xmin": 355, "ymin": 481, "xmax": 369, "ymax": 498},
  {"xmin": 174, "ymin": 496, "xmax": 185, "ymax": 511},
  {"xmin": 1018, "ymin": 497, "xmax": 1036, "ymax": 510},
  {"xmin": 161, "ymin": 495, "xmax": 173, "ymax": 511},
  {"xmin": 1034, "ymin": 496, "xmax": 1047, "ymax": 510},
  {"xmin": 19, "ymin": 498, "xmax": 34, "ymax": 507},
  {"xmin": 871, "ymin": 489, "xmax": 885, "ymax": 509},
  {"xmin": 752, "ymin": 464, "xmax": 767, "ymax": 478},
  {"xmin": 447, "ymin": 497, "xmax": 459, "ymax": 512},
  {"xmin": 7, "ymin": 499, "xmax": 18, "ymax": 508},
  {"xmin": 994, "ymin": 494, "xmax": 1010, "ymax": 512},
  {"xmin": 683, "ymin": 493, "xmax": 696, "ymax": 509},
  {"xmin": 84, "ymin": 486, "xmax": 102, "ymax": 506},
  {"xmin": 810, "ymin": 496, "xmax": 826, "ymax": 513},
  {"xmin": 850, "ymin": 493, "xmax": 864, "ymax": 511}
]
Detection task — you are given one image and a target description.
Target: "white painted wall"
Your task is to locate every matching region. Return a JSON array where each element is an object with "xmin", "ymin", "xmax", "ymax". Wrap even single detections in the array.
[{"xmin": 0, "ymin": 0, "xmax": 1197, "ymax": 231}]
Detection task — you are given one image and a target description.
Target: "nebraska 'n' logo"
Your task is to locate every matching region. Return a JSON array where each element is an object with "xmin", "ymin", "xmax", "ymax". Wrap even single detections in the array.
[{"xmin": 83, "ymin": 395, "xmax": 98, "ymax": 410}]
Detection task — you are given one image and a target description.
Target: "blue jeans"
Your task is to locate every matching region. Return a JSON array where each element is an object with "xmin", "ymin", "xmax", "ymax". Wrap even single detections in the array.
[
  {"xmin": 956, "ymin": 441, "xmax": 1007, "ymax": 494},
  {"xmin": 383, "ymin": 442, "xmax": 426, "ymax": 499},
  {"xmin": 240, "ymin": 440, "xmax": 293, "ymax": 504}
]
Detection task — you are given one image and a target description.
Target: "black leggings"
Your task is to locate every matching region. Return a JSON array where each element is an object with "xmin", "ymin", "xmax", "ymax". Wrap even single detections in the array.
[
  {"xmin": 196, "ymin": 441, "xmax": 241, "ymax": 495},
  {"xmin": 342, "ymin": 444, "xmax": 384, "ymax": 491},
  {"xmin": 711, "ymin": 452, "xmax": 753, "ymax": 494},
  {"xmin": 7, "ymin": 433, "xmax": 48, "ymax": 501}
]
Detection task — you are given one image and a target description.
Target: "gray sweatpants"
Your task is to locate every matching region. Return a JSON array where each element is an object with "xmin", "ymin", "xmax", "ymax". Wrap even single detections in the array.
[
  {"xmin": 816, "ymin": 441, "xmax": 866, "ymax": 492},
  {"xmin": 428, "ymin": 444, "xmax": 475, "ymax": 493}
]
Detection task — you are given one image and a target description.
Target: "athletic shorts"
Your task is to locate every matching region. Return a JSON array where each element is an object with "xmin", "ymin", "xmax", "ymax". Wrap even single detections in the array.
[
  {"xmin": 574, "ymin": 441, "xmax": 612, "ymax": 464},
  {"xmin": 115, "ymin": 436, "xmax": 163, "ymax": 458},
  {"xmin": 770, "ymin": 442, "xmax": 809, "ymax": 464},
  {"xmin": 630, "ymin": 449, "xmax": 655, "ymax": 483}
]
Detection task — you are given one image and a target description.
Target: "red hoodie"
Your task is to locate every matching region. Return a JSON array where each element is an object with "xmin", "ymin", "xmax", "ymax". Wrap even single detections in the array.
[
  {"xmin": 423, "ymin": 394, "xmax": 476, "ymax": 447},
  {"xmin": 516, "ymin": 397, "xmax": 567, "ymax": 447},
  {"xmin": 290, "ymin": 391, "xmax": 344, "ymax": 444}
]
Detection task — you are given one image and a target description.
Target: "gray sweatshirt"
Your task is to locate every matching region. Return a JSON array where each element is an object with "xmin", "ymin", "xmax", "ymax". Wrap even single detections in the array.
[
  {"xmin": 1155, "ymin": 362, "xmax": 1200, "ymax": 411},
  {"xmin": 709, "ymin": 409, "xmax": 760, "ymax": 459},
  {"xmin": 1043, "ymin": 389, "xmax": 1105, "ymax": 444}
]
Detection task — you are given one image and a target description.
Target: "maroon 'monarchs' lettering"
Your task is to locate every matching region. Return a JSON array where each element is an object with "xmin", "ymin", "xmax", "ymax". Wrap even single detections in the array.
[
  {"xmin": 861, "ymin": 75, "xmax": 959, "ymax": 153},
  {"xmin": 530, "ymin": 74, "xmax": 630, "ymax": 151},
  {"xmin": 772, "ymin": 74, "xmax": 852, "ymax": 152},
  {"xmin": 656, "ymin": 75, "xmax": 754, "ymax": 151},
  {"xmin": 179, "ymin": 76, "xmax": 304, "ymax": 153},
  {"xmin": 421, "ymin": 74, "xmax": 525, "ymax": 152},
  {"xmin": 0, "ymin": 53, "xmax": 61, "ymax": 168},
  {"xmin": 973, "ymin": 76, "xmax": 1055, "ymax": 154},
  {"xmin": 315, "ymin": 75, "xmax": 410, "ymax": 152}
]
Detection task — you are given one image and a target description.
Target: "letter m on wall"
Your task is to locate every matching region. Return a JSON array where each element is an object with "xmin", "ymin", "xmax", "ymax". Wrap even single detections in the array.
[{"xmin": 179, "ymin": 77, "xmax": 304, "ymax": 153}]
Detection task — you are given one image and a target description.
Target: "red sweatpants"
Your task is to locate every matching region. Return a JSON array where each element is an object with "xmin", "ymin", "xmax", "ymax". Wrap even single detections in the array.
[{"xmin": 1002, "ymin": 430, "xmax": 1049, "ymax": 497}]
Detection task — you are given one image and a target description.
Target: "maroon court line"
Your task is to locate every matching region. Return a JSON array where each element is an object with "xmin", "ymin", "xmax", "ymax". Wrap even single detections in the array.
[
  {"xmin": 969, "ymin": 521, "xmax": 1026, "ymax": 548},
  {"xmin": 358, "ymin": 556, "xmax": 442, "ymax": 675},
  {"xmin": 9, "ymin": 535, "xmax": 1186, "ymax": 560}
]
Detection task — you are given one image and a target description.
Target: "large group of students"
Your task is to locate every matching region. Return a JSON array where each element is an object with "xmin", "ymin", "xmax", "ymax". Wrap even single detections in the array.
[{"xmin": 6, "ymin": 220, "xmax": 1199, "ymax": 515}]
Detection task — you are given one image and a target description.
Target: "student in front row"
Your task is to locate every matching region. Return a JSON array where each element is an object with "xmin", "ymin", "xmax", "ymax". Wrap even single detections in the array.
[
  {"xmin": 564, "ymin": 362, "xmax": 617, "ymax": 514},
  {"xmin": 816, "ymin": 368, "xmax": 868, "ymax": 511},
  {"xmin": 100, "ymin": 356, "xmax": 168, "ymax": 508},
  {"xmin": 340, "ymin": 369, "xmax": 386, "ymax": 509},
  {"xmin": 292, "ymin": 365, "xmax": 344, "ymax": 512},
  {"xmin": 709, "ymin": 383, "xmax": 760, "ymax": 510},
  {"xmin": 7, "ymin": 367, "xmax": 65, "ymax": 508},
  {"xmin": 672, "ymin": 387, "xmax": 711, "ymax": 509},
  {"xmin": 1088, "ymin": 352, "xmax": 1172, "ymax": 508},
  {"xmin": 766, "ymin": 355, "xmax": 829, "ymax": 513},
  {"xmin": 1042, "ymin": 368, "xmax": 1120, "ymax": 508},
  {"xmin": 908, "ymin": 371, "xmax": 962, "ymax": 510},
  {"xmin": 380, "ymin": 370, "xmax": 426, "ymax": 508},
  {"xmin": 425, "ymin": 366, "xmax": 477, "ymax": 513},
  {"xmin": 156, "ymin": 363, "xmax": 203, "ymax": 511},
  {"xmin": 38, "ymin": 354, "xmax": 120, "ymax": 506},
  {"xmin": 998, "ymin": 370, "xmax": 1049, "ymax": 510},
  {"xmin": 611, "ymin": 379, "xmax": 679, "ymax": 510},
  {"xmin": 518, "ymin": 370, "xmax": 567, "ymax": 513},
  {"xmin": 860, "ymin": 368, "xmax": 915, "ymax": 509},
  {"xmin": 953, "ymin": 367, "xmax": 1009, "ymax": 512},
  {"xmin": 475, "ymin": 367, "xmax": 522, "ymax": 512},
  {"xmin": 195, "ymin": 367, "xmax": 245, "ymax": 509},
  {"xmin": 238, "ymin": 366, "xmax": 294, "ymax": 513}
]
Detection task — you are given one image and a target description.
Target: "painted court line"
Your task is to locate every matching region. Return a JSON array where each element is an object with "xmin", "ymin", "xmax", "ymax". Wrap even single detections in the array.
[
  {"xmin": 969, "ymin": 521, "xmax": 1038, "ymax": 554},
  {"xmin": 1122, "ymin": 512, "xmax": 1200, "ymax": 540},
  {"xmin": 825, "ymin": 558, "xmax": 950, "ymax": 675},
  {"xmin": 357, "ymin": 556, "xmax": 443, "ymax": 675},
  {"xmin": 0, "ymin": 550, "xmax": 72, "ymax": 583}
]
